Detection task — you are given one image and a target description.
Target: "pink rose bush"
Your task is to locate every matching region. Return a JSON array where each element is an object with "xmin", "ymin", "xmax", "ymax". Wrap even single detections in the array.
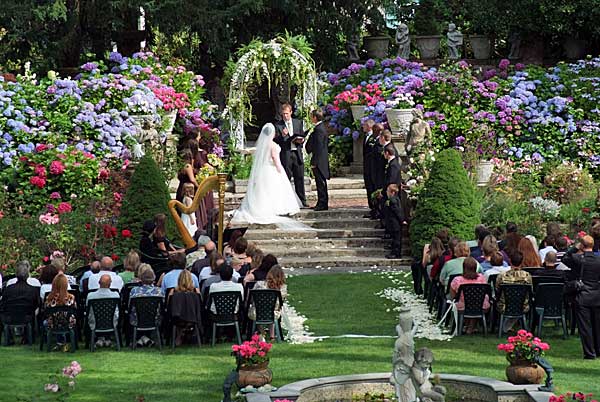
[{"xmin": 497, "ymin": 330, "xmax": 550, "ymax": 363}]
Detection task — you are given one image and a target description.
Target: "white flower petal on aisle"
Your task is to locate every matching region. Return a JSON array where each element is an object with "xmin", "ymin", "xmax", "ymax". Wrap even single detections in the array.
[
  {"xmin": 281, "ymin": 302, "xmax": 319, "ymax": 344},
  {"xmin": 376, "ymin": 271, "xmax": 454, "ymax": 341}
]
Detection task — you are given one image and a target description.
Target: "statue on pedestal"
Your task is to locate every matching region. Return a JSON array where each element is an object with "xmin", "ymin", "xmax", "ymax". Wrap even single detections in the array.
[
  {"xmin": 406, "ymin": 109, "xmax": 431, "ymax": 155},
  {"xmin": 346, "ymin": 34, "xmax": 361, "ymax": 62},
  {"xmin": 391, "ymin": 309, "xmax": 418, "ymax": 402},
  {"xmin": 508, "ymin": 32, "xmax": 522, "ymax": 60},
  {"xmin": 447, "ymin": 23, "xmax": 463, "ymax": 59},
  {"xmin": 411, "ymin": 348, "xmax": 446, "ymax": 402},
  {"xmin": 396, "ymin": 23, "xmax": 411, "ymax": 59}
]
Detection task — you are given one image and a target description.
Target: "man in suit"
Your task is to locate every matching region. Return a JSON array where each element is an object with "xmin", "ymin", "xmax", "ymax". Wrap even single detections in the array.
[
  {"xmin": 274, "ymin": 103, "xmax": 308, "ymax": 207},
  {"xmin": 306, "ymin": 109, "xmax": 330, "ymax": 211},
  {"xmin": 562, "ymin": 235, "xmax": 600, "ymax": 359},
  {"xmin": 378, "ymin": 143, "xmax": 403, "ymax": 237}
]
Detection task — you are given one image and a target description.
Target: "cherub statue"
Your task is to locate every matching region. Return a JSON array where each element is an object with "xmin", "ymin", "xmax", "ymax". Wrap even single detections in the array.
[
  {"xmin": 396, "ymin": 23, "xmax": 411, "ymax": 59},
  {"xmin": 447, "ymin": 23, "xmax": 463, "ymax": 59},
  {"xmin": 346, "ymin": 34, "xmax": 361, "ymax": 62},
  {"xmin": 391, "ymin": 309, "xmax": 418, "ymax": 402},
  {"xmin": 508, "ymin": 32, "xmax": 522, "ymax": 60},
  {"xmin": 406, "ymin": 109, "xmax": 430, "ymax": 154},
  {"xmin": 411, "ymin": 348, "xmax": 446, "ymax": 402}
]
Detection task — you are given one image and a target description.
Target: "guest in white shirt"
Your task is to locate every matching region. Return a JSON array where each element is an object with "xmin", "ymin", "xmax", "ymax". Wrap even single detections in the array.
[
  {"xmin": 484, "ymin": 252, "xmax": 511, "ymax": 280},
  {"xmin": 208, "ymin": 263, "xmax": 243, "ymax": 313},
  {"xmin": 88, "ymin": 256, "xmax": 124, "ymax": 291},
  {"xmin": 39, "ymin": 264, "xmax": 71, "ymax": 300},
  {"xmin": 5, "ymin": 260, "xmax": 41, "ymax": 288},
  {"xmin": 86, "ymin": 274, "xmax": 120, "ymax": 334},
  {"xmin": 80, "ymin": 260, "xmax": 101, "ymax": 290},
  {"xmin": 539, "ymin": 235, "xmax": 557, "ymax": 262}
]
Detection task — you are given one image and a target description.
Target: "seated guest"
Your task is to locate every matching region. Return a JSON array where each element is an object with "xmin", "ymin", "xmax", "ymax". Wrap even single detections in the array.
[
  {"xmin": 0, "ymin": 261, "xmax": 40, "ymax": 321},
  {"xmin": 44, "ymin": 274, "xmax": 77, "ymax": 348},
  {"xmin": 440, "ymin": 242, "xmax": 481, "ymax": 287},
  {"xmin": 119, "ymin": 250, "xmax": 140, "ymax": 283},
  {"xmin": 160, "ymin": 253, "xmax": 199, "ymax": 293},
  {"xmin": 555, "ymin": 236, "xmax": 569, "ymax": 263},
  {"xmin": 244, "ymin": 248, "xmax": 264, "ymax": 284},
  {"xmin": 450, "ymin": 257, "xmax": 490, "ymax": 334},
  {"xmin": 422, "ymin": 237, "xmax": 445, "ymax": 279},
  {"xmin": 223, "ymin": 230, "xmax": 243, "ymax": 258},
  {"xmin": 231, "ymin": 256, "xmax": 246, "ymax": 280},
  {"xmin": 539, "ymin": 235, "xmax": 557, "ymax": 262},
  {"xmin": 169, "ymin": 269, "xmax": 200, "ymax": 346},
  {"xmin": 191, "ymin": 239, "xmax": 216, "ymax": 277},
  {"xmin": 168, "ymin": 269, "xmax": 199, "ymax": 299},
  {"xmin": 232, "ymin": 237, "xmax": 252, "ymax": 265},
  {"xmin": 88, "ymin": 256, "xmax": 124, "ymax": 291},
  {"xmin": 479, "ymin": 235, "xmax": 507, "ymax": 271},
  {"xmin": 429, "ymin": 236, "xmax": 458, "ymax": 281},
  {"xmin": 5, "ymin": 260, "xmax": 41, "ymax": 288},
  {"xmin": 248, "ymin": 265, "xmax": 287, "ymax": 339},
  {"xmin": 543, "ymin": 251, "xmax": 558, "ymax": 270},
  {"xmin": 518, "ymin": 237, "xmax": 542, "ymax": 267},
  {"xmin": 496, "ymin": 251, "xmax": 532, "ymax": 332},
  {"xmin": 153, "ymin": 213, "xmax": 185, "ymax": 256},
  {"xmin": 245, "ymin": 254, "xmax": 278, "ymax": 283},
  {"xmin": 39, "ymin": 264, "xmax": 71, "ymax": 300},
  {"xmin": 208, "ymin": 263, "xmax": 244, "ymax": 313},
  {"xmin": 129, "ymin": 266, "xmax": 164, "ymax": 346},
  {"xmin": 186, "ymin": 234, "xmax": 212, "ymax": 269},
  {"xmin": 468, "ymin": 225, "xmax": 489, "ymax": 260},
  {"xmin": 50, "ymin": 257, "xmax": 76, "ymax": 285},
  {"xmin": 139, "ymin": 220, "xmax": 162, "ymax": 258},
  {"xmin": 199, "ymin": 252, "xmax": 225, "ymax": 281},
  {"xmin": 501, "ymin": 222, "xmax": 522, "ymax": 256},
  {"xmin": 484, "ymin": 252, "xmax": 511, "ymax": 280},
  {"xmin": 86, "ymin": 274, "xmax": 120, "ymax": 344},
  {"xmin": 201, "ymin": 254, "xmax": 226, "ymax": 294},
  {"xmin": 80, "ymin": 260, "xmax": 100, "ymax": 290}
]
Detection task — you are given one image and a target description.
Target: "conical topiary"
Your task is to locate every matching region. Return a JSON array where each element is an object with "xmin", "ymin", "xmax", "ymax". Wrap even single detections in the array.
[
  {"xmin": 409, "ymin": 148, "xmax": 482, "ymax": 257},
  {"xmin": 118, "ymin": 155, "xmax": 173, "ymax": 250}
]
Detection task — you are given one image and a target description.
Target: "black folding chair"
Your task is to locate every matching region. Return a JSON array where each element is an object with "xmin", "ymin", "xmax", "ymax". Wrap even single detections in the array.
[
  {"xmin": 206, "ymin": 291, "xmax": 242, "ymax": 347},
  {"xmin": 130, "ymin": 296, "xmax": 164, "ymax": 350},
  {"xmin": 168, "ymin": 292, "xmax": 203, "ymax": 349},
  {"xmin": 454, "ymin": 284, "xmax": 492, "ymax": 336},
  {"xmin": 248, "ymin": 289, "xmax": 284, "ymax": 341},
  {"xmin": 39, "ymin": 305, "xmax": 78, "ymax": 352},
  {"xmin": 497, "ymin": 284, "xmax": 533, "ymax": 337},
  {"xmin": 86, "ymin": 298, "xmax": 121, "ymax": 351},
  {"xmin": 0, "ymin": 302, "xmax": 36, "ymax": 346},
  {"xmin": 533, "ymin": 283, "xmax": 568, "ymax": 339}
]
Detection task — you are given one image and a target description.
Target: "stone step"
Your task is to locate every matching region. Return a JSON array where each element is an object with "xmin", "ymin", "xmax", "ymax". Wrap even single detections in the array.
[
  {"xmin": 246, "ymin": 218, "xmax": 379, "ymax": 230},
  {"xmin": 251, "ymin": 236, "xmax": 387, "ymax": 249},
  {"xmin": 244, "ymin": 228, "xmax": 385, "ymax": 240},
  {"xmin": 221, "ymin": 189, "xmax": 368, "ymax": 211},
  {"xmin": 310, "ymin": 177, "xmax": 365, "ymax": 191},
  {"xmin": 278, "ymin": 256, "xmax": 411, "ymax": 269},
  {"xmin": 292, "ymin": 207, "xmax": 371, "ymax": 220},
  {"xmin": 260, "ymin": 246, "xmax": 409, "ymax": 258}
]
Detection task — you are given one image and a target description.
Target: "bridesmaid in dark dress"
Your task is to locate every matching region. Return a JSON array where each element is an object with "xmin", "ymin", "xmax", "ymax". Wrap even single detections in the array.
[{"xmin": 194, "ymin": 136, "xmax": 215, "ymax": 227}]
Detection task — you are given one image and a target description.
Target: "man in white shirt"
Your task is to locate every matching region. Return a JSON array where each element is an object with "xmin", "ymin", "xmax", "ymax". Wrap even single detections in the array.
[
  {"xmin": 86, "ymin": 274, "xmax": 120, "ymax": 340},
  {"xmin": 88, "ymin": 256, "xmax": 124, "ymax": 291},
  {"xmin": 80, "ymin": 260, "xmax": 101, "ymax": 289},
  {"xmin": 539, "ymin": 235, "xmax": 557, "ymax": 262},
  {"xmin": 208, "ymin": 263, "xmax": 243, "ymax": 313}
]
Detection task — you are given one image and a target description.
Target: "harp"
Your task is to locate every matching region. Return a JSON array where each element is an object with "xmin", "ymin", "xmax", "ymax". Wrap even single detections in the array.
[{"xmin": 167, "ymin": 173, "xmax": 228, "ymax": 253}]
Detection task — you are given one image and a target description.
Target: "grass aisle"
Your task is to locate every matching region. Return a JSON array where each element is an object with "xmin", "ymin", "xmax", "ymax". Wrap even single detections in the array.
[{"xmin": 0, "ymin": 272, "xmax": 597, "ymax": 401}]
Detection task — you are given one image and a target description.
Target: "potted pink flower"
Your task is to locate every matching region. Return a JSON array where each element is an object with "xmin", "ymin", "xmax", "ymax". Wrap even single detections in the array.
[
  {"xmin": 497, "ymin": 330, "xmax": 550, "ymax": 384},
  {"xmin": 232, "ymin": 334, "xmax": 274, "ymax": 387}
]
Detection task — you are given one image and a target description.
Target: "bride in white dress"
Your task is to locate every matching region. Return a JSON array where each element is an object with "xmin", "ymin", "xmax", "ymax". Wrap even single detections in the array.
[{"xmin": 231, "ymin": 123, "xmax": 302, "ymax": 224}]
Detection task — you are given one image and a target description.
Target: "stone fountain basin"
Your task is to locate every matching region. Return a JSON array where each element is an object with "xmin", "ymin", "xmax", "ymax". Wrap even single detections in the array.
[{"xmin": 244, "ymin": 373, "xmax": 553, "ymax": 402}]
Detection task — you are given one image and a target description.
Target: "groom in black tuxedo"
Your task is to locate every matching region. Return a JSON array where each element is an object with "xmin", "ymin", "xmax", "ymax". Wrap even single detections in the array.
[
  {"xmin": 306, "ymin": 108, "xmax": 330, "ymax": 211},
  {"xmin": 274, "ymin": 103, "xmax": 308, "ymax": 207}
]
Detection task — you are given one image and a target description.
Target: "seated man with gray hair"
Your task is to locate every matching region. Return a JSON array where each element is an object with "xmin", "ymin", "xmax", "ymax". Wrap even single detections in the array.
[
  {"xmin": 0, "ymin": 260, "xmax": 40, "ymax": 315},
  {"xmin": 88, "ymin": 256, "xmax": 124, "ymax": 291},
  {"xmin": 86, "ymin": 274, "xmax": 120, "ymax": 346},
  {"xmin": 5, "ymin": 260, "xmax": 41, "ymax": 288}
]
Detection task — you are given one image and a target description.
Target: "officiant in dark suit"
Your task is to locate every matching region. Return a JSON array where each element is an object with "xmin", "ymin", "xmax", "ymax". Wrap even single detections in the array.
[
  {"xmin": 306, "ymin": 109, "xmax": 330, "ymax": 211},
  {"xmin": 274, "ymin": 103, "xmax": 308, "ymax": 207}
]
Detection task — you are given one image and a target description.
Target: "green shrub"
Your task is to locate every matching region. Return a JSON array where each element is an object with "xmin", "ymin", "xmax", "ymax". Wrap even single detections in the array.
[
  {"xmin": 118, "ymin": 155, "xmax": 173, "ymax": 250},
  {"xmin": 409, "ymin": 148, "xmax": 482, "ymax": 257}
]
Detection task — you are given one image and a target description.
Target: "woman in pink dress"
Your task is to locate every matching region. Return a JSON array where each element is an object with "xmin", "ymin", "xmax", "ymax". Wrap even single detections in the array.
[{"xmin": 450, "ymin": 257, "xmax": 490, "ymax": 334}]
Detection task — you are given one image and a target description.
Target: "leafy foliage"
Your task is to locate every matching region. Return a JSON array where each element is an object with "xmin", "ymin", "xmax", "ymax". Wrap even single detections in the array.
[
  {"xmin": 409, "ymin": 148, "xmax": 482, "ymax": 257},
  {"xmin": 118, "ymin": 154, "xmax": 172, "ymax": 250}
]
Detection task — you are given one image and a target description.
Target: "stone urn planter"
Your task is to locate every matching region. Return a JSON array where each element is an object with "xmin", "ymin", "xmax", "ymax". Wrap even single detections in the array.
[
  {"xmin": 414, "ymin": 35, "xmax": 442, "ymax": 59},
  {"xmin": 469, "ymin": 35, "xmax": 491, "ymax": 59},
  {"xmin": 564, "ymin": 37, "xmax": 588, "ymax": 60},
  {"xmin": 238, "ymin": 361, "xmax": 273, "ymax": 388},
  {"xmin": 505, "ymin": 360, "xmax": 545, "ymax": 385},
  {"xmin": 476, "ymin": 160, "xmax": 494, "ymax": 186},
  {"xmin": 363, "ymin": 36, "xmax": 390, "ymax": 59},
  {"xmin": 385, "ymin": 108, "xmax": 414, "ymax": 137},
  {"xmin": 350, "ymin": 105, "xmax": 366, "ymax": 122}
]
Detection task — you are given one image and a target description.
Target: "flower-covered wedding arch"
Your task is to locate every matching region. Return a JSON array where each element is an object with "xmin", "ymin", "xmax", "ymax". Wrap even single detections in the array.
[{"xmin": 226, "ymin": 34, "xmax": 318, "ymax": 149}]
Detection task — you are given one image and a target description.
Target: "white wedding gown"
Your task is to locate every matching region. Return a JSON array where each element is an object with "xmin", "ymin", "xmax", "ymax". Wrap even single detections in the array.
[{"xmin": 232, "ymin": 123, "xmax": 302, "ymax": 225}]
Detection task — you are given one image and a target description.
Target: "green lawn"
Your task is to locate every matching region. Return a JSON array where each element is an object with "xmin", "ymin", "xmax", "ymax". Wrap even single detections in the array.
[{"xmin": 0, "ymin": 272, "xmax": 596, "ymax": 402}]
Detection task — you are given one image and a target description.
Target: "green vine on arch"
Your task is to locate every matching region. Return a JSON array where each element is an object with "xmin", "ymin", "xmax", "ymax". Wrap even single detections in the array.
[{"xmin": 225, "ymin": 33, "xmax": 318, "ymax": 149}]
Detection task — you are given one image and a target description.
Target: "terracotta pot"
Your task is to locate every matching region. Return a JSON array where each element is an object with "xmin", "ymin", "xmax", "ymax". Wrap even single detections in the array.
[
  {"xmin": 238, "ymin": 361, "xmax": 273, "ymax": 387},
  {"xmin": 506, "ymin": 360, "xmax": 545, "ymax": 384}
]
